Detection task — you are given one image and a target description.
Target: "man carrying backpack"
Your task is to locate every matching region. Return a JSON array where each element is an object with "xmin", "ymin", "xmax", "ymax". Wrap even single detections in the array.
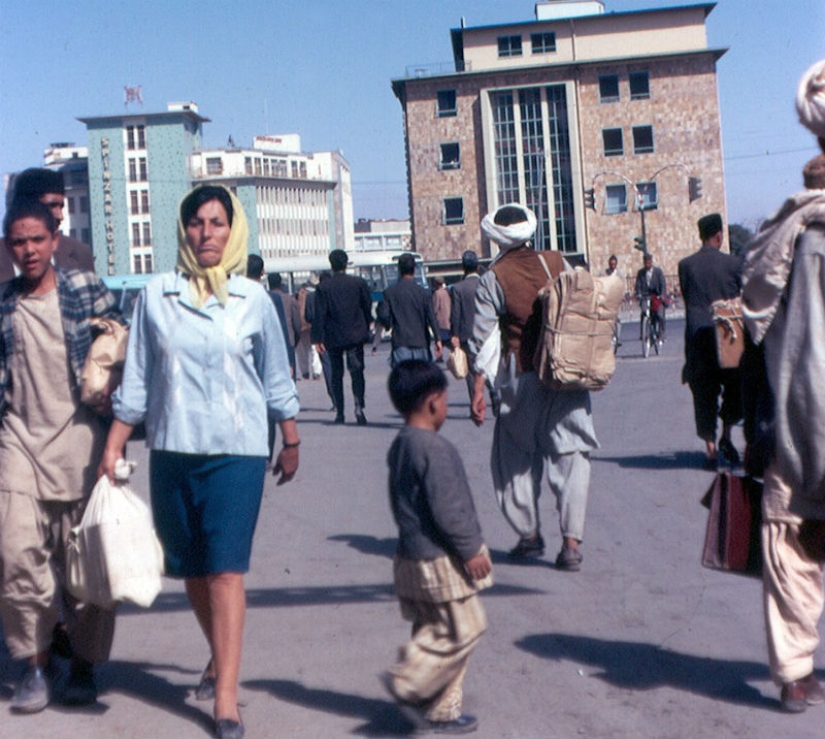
[{"xmin": 468, "ymin": 204, "xmax": 598, "ymax": 571}]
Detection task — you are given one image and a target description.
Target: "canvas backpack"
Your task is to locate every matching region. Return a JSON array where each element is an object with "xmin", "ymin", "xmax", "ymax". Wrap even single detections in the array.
[{"xmin": 533, "ymin": 255, "xmax": 625, "ymax": 391}]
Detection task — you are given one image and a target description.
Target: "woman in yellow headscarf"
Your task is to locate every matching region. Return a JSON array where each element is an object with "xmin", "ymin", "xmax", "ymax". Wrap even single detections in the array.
[{"xmin": 100, "ymin": 185, "xmax": 300, "ymax": 739}]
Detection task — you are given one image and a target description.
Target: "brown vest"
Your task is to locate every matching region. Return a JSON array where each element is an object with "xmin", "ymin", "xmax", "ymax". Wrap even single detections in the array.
[{"xmin": 492, "ymin": 247, "xmax": 565, "ymax": 371}]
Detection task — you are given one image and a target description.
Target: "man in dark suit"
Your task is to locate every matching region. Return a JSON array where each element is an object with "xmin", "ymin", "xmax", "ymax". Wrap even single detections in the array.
[
  {"xmin": 1, "ymin": 169, "xmax": 95, "ymax": 281},
  {"xmin": 377, "ymin": 252, "xmax": 442, "ymax": 369},
  {"xmin": 450, "ymin": 250, "xmax": 482, "ymax": 401},
  {"xmin": 678, "ymin": 213, "xmax": 744, "ymax": 468},
  {"xmin": 634, "ymin": 252, "xmax": 668, "ymax": 342},
  {"xmin": 312, "ymin": 249, "xmax": 372, "ymax": 425}
]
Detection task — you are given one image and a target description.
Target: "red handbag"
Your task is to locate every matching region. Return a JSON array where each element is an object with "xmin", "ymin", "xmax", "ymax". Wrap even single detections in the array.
[{"xmin": 700, "ymin": 472, "xmax": 763, "ymax": 577}]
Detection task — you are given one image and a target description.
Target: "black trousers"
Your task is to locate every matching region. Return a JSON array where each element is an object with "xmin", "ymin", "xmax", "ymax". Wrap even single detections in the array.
[{"xmin": 328, "ymin": 344, "xmax": 366, "ymax": 416}]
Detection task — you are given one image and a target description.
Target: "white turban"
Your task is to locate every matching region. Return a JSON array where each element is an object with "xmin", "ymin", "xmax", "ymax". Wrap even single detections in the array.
[
  {"xmin": 796, "ymin": 59, "xmax": 825, "ymax": 138},
  {"xmin": 481, "ymin": 203, "xmax": 537, "ymax": 249}
]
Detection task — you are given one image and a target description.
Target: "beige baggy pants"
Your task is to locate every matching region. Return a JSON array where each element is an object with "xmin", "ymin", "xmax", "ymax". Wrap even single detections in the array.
[{"xmin": 0, "ymin": 490, "xmax": 115, "ymax": 663}]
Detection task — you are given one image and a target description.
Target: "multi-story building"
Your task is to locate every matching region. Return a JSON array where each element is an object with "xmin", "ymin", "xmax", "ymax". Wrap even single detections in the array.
[
  {"xmin": 391, "ymin": 0, "xmax": 727, "ymax": 279},
  {"xmin": 75, "ymin": 103, "xmax": 353, "ymax": 276},
  {"xmin": 190, "ymin": 134, "xmax": 353, "ymax": 263},
  {"xmin": 79, "ymin": 102, "xmax": 208, "ymax": 275},
  {"xmin": 44, "ymin": 143, "xmax": 92, "ymax": 246},
  {"xmin": 353, "ymin": 218, "xmax": 411, "ymax": 253}
]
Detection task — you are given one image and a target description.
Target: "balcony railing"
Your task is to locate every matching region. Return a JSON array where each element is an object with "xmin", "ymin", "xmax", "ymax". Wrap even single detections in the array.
[{"xmin": 404, "ymin": 60, "xmax": 470, "ymax": 78}]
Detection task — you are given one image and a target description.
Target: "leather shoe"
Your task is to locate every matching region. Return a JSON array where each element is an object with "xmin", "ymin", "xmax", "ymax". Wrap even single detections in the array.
[
  {"xmin": 555, "ymin": 546, "xmax": 583, "ymax": 572},
  {"xmin": 215, "ymin": 713, "xmax": 245, "ymax": 739},
  {"xmin": 508, "ymin": 535, "xmax": 545, "ymax": 559},
  {"xmin": 11, "ymin": 665, "xmax": 50, "ymax": 714},
  {"xmin": 781, "ymin": 673, "xmax": 825, "ymax": 713},
  {"xmin": 334, "ymin": 413, "xmax": 345, "ymax": 424},
  {"xmin": 63, "ymin": 660, "xmax": 98, "ymax": 706},
  {"xmin": 355, "ymin": 411, "xmax": 367, "ymax": 426}
]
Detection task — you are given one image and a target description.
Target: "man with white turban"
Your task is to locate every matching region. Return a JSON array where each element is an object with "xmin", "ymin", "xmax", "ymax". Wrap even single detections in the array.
[
  {"xmin": 468, "ymin": 204, "xmax": 598, "ymax": 571},
  {"xmin": 741, "ymin": 58, "xmax": 825, "ymax": 713}
]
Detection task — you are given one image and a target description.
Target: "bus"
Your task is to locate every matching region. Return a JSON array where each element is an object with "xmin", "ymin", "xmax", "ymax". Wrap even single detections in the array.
[
  {"xmin": 263, "ymin": 251, "xmax": 428, "ymax": 301},
  {"xmin": 102, "ymin": 251, "xmax": 428, "ymax": 319}
]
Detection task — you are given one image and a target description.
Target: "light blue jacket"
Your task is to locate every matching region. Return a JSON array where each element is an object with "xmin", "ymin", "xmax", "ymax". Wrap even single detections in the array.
[{"xmin": 113, "ymin": 272, "xmax": 299, "ymax": 456}]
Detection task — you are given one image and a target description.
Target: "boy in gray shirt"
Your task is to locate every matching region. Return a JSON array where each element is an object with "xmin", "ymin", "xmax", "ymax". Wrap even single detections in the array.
[{"xmin": 381, "ymin": 360, "xmax": 492, "ymax": 734}]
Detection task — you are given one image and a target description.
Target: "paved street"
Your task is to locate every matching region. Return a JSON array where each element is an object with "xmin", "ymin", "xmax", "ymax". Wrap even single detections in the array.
[{"xmin": 1, "ymin": 321, "xmax": 822, "ymax": 738}]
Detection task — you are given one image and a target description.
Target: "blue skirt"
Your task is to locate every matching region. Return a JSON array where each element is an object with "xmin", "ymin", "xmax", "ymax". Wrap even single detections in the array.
[{"xmin": 149, "ymin": 451, "xmax": 266, "ymax": 578}]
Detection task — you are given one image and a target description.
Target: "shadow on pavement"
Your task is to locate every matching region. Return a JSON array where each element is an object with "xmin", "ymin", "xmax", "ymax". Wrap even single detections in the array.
[
  {"xmin": 328, "ymin": 534, "xmax": 397, "ymax": 558},
  {"xmin": 517, "ymin": 632, "xmax": 778, "ymax": 709},
  {"xmin": 99, "ymin": 659, "xmax": 212, "ymax": 733},
  {"xmin": 594, "ymin": 450, "xmax": 710, "ymax": 471},
  {"xmin": 244, "ymin": 678, "xmax": 415, "ymax": 736}
]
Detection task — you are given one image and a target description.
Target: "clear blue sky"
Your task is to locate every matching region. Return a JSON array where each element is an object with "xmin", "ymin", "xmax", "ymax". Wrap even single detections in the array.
[{"xmin": 0, "ymin": 0, "xmax": 822, "ymax": 231}]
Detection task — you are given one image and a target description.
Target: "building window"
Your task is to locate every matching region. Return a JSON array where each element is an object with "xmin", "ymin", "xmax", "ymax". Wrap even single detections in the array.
[
  {"xmin": 81, "ymin": 228, "xmax": 90, "ymax": 244},
  {"xmin": 605, "ymin": 184, "xmax": 628, "ymax": 214},
  {"xmin": 629, "ymin": 71, "xmax": 650, "ymax": 100},
  {"xmin": 67, "ymin": 197, "xmax": 76, "ymax": 214},
  {"xmin": 80, "ymin": 196, "xmax": 88, "ymax": 213},
  {"xmin": 126, "ymin": 125, "xmax": 136, "ymax": 150},
  {"xmin": 637, "ymin": 181, "xmax": 658, "ymax": 210},
  {"xmin": 299, "ymin": 161, "xmax": 307, "ymax": 178},
  {"xmin": 436, "ymin": 90, "xmax": 457, "ymax": 117},
  {"xmin": 142, "ymin": 222, "xmax": 152, "ymax": 246},
  {"xmin": 497, "ymin": 35, "xmax": 523, "ymax": 57},
  {"xmin": 633, "ymin": 125, "xmax": 654, "ymax": 154},
  {"xmin": 489, "ymin": 84, "xmax": 578, "ymax": 254},
  {"xmin": 141, "ymin": 190, "xmax": 149, "ymax": 213},
  {"xmin": 130, "ymin": 191, "xmax": 140, "ymax": 215},
  {"xmin": 244, "ymin": 157, "xmax": 253, "ymax": 175},
  {"xmin": 132, "ymin": 223, "xmax": 141, "ymax": 246},
  {"xmin": 128, "ymin": 159, "xmax": 137, "ymax": 183},
  {"xmin": 443, "ymin": 197, "xmax": 464, "ymax": 225},
  {"xmin": 206, "ymin": 157, "xmax": 223, "ymax": 175},
  {"xmin": 599, "ymin": 75, "xmax": 620, "ymax": 103},
  {"xmin": 531, "ymin": 32, "xmax": 556, "ymax": 54},
  {"xmin": 139, "ymin": 157, "xmax": 147, "ymax": 181},
  {"xmin": 439, "ymin": 142, "xmax": 461, "ymax": 170},
  {"xmin": 133, "ymin": 255, "xmax": 143, "ymax": 274},
  {"xmin": 602, "ymin": 128, "xmax": 624, "ymax": 156},
  {"xmin": 136, "ymin": 124, "xmax": 146, "ymax": 148}
]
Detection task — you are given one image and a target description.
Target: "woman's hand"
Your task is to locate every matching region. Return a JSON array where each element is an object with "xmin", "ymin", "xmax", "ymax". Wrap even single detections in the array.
[
  {"xmin": 274, "ymin": 417, "xmax": 299, "ymax": 485},
  {"xmin": 98, "ymin": 419, "xmax": 135, "ymax": 481},
  {"xmin": 273, "ymin": 446, "xmax": 299, "ymax": 485}
]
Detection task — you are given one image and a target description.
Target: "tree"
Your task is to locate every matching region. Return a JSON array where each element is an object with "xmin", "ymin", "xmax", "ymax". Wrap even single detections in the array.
[{"xmin": 728, "ymin": 223, "xmax": 755, "ymax": 257}]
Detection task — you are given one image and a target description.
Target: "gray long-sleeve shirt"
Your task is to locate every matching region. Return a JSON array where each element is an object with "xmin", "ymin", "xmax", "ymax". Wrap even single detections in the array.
[{"xmin": 387, "ymin": 426, "xmax": 485, "ymax": 561}]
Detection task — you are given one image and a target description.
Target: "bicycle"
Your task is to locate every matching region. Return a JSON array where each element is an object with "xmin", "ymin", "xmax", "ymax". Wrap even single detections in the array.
[
  {"xmin": 611, "ymin": 316, "xmax": 622, "ymax": 355},
  {"xmin": 639, "ymin": 300, "xmax": 661, "ymax": 358}
]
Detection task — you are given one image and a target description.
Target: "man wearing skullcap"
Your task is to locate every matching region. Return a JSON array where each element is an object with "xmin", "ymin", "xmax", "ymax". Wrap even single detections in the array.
[
  {"xmin": 468, "ymin": 203, "xmax": 598, "ymax": 571},
  {"xmin": 741, "ymin": 58, "xmax": 825, "ymax": 713},
  {"xmin": 677, "ymin": 213, "xmax": 743, "ymax": 468},
  {"xmin": 0, "ymin": 168, "xmax": 95, "ymax": 282}
]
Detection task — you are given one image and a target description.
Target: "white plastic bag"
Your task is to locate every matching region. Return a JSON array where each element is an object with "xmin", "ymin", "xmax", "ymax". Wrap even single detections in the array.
[{"xmin": 67, "ymin": 459, "xmax": 164, "ymax": 608}]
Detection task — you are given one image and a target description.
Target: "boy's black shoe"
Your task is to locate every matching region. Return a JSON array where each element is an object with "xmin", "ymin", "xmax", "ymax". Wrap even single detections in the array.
[{"xmin": 421, "ymin": 714, "xmax": 478, "ymax": 734}]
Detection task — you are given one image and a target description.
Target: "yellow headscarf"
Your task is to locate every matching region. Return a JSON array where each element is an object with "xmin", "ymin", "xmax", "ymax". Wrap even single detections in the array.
[{"xmin": 176, "ymin": 185, "xmax": 249, "ymax": 308}]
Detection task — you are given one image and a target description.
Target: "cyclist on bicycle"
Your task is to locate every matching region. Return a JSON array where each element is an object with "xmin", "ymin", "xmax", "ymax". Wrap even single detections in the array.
[{"xmin": 634, "ymin": 252, "xmax": 668, "ymax": 342}]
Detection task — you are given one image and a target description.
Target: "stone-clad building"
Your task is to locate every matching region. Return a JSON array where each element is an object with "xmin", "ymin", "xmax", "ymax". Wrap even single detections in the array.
[{"xmin": 391, "ymin": 1, "xmax": 727, "ymax": 283}]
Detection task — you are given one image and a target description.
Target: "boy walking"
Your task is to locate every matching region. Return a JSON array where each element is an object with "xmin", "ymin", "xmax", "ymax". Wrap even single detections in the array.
[{"xmin": 382, "ymin": 360, "xmax": 492, "ymax": 734}]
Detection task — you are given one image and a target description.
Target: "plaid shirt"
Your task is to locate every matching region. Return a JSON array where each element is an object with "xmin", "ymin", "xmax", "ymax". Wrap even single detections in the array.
[{"xmin": 0, "ymin": 268, "xmax": 121, "ymax": 418}]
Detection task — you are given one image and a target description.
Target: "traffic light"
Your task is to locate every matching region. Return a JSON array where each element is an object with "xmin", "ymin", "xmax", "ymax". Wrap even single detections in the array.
[
  {"xmin": 689, "ymin": 176, "xmax": 703, "ymax": 202},
  {"xmin": 584, "ymin": 188, "xmax": 595, "ymax": 211},
  {"xmin": 633, "ymin": 236, "xmax": 646, "ymax": 252}
]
